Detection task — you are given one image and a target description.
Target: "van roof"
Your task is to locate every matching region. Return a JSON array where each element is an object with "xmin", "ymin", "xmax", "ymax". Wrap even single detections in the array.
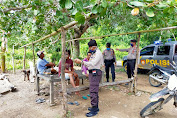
[
  {"xmin": 165, "ymin": 41, "xmax": 177, "ymax": 45},
  {"xmin": 146, "ymin": 41, "xmax": 177, "ymax": 47}
]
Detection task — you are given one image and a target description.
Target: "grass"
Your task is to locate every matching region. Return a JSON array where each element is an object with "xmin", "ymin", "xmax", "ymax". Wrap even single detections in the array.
[{"xmin": 115, "ymin": 68, "xmax": 125, "ymax": 72}]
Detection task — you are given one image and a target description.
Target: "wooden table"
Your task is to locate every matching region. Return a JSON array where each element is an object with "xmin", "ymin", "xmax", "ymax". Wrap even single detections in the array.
[
  {"xmin": 36, "ymin": 74, "xmax": 59, "ymax": 106},
  {"xmin": 36, "ymin": 70, "xmax": 87, "ymax": 106}
]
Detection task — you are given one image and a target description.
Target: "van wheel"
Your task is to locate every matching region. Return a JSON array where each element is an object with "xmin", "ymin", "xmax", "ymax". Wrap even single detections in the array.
[
  {"xmin": 123, "ymin": 62, "xmax": 127, "ymax": 73},
  {"xmin": 149, "ymin": 71, "xmax": 162, "ymax": 87}
]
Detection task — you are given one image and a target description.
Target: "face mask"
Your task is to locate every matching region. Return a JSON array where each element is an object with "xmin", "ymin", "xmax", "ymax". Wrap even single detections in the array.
[
  {"xmin": 130, "ymin": 43, "xmax": 133, "ymax": 47},
  {"xmin": 107, "ymin": 48, "xmax": 110, "ymax": 51},
  {"xmin": 89, "ymin": 50, "xmax": 96, "ymax": 54}
]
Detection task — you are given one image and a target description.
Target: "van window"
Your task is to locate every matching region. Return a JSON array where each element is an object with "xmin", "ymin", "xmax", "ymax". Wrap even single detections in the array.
[
  {"xmin": 157, "ymin": 46, "xmax": 170, "ymax": 55},
  {"xmin": 140, "ymin": 46, "xmax": 154, "ymax": 56},
  {"xmin": 175, "ymin": 45, "xmax": 177, "ymax": 55}
]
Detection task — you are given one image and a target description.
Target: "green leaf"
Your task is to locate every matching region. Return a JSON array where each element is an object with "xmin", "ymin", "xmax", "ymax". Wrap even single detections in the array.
[
  {"xmin": 146, "ymin": 9, "xmax": 154, "ymax": 17},
  {"xmin": 100, "ymin": 8, "xmax": 107, "ymax": 16},
  {"xmin": 59, "ymin": 0, "xmax": 66, "ymax": 8},
  {"xmin": 75, "ymin": 12, "xmax": 85, "ymax": 24},
  {"xmin": 101, "ymin": 0, "xmax": 108, "ymax": 8},
  {"xmin": 97, "ymin": 6, "xmax": 103, "ymax": 13},
  {"xmin": 34, "ymin": 10, "xmax": 38, "ymax": 15},
  {"xmin": 92, "ymin": 5, "xmax": 98, "ymax": 14},
  {"xmin": 56, "ymin": 10, "xmax": 61, "ymax": 16},
  {"xmin": 75, "ymin": 1, "xmax": 83, "ymax": 12},
  {"xmin": 163, "ymin": 7, "xmax": 170, "ymax": 14},
  {"xmin": 157, "ymin": 2, "xmax": 168, "ymax": 8},
  {"xmin": 65, "ymin": 0, "xmax": 72, "ymax": 9},
  {"xmin": 71, "ymin": 9, "xmax": 77, "ymax": 15},
  {"xmin": 90, "ymin": 0, "xmax": 97, "ymax": 5},
  {"xmin": 130, "ymin": 1, "xmax": 146, "ymax": 7}
]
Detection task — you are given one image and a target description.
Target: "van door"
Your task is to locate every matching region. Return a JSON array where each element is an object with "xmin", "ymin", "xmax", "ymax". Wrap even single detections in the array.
[
  {"xmin": 155, "ymin": 45, "xmax": 171, "ymax": 68},
  {"xmin": 173, "ymin": 45, "xmax": 177, "ymax": 65},
  {"xmin": 139, "ymin": 46, "xmax": 155, "ymax": 69}
]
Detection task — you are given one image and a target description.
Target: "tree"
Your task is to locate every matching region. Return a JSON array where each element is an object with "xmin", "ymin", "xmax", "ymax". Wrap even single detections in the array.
[{"xmin": 0, "ymin": 0, "xmax": 176, "ymax": 59}]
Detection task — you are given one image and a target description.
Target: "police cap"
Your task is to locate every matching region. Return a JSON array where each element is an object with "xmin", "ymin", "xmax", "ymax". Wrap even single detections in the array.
[
  {"xmin": 88, "ymin": 39, "xmax": 97, "ymax": 47},
  {"xmin": 130, "ymin": 39, "xmax": 137, "ymax": 42}
]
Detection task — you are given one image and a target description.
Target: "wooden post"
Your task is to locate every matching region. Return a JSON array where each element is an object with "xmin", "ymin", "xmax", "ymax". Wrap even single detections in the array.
[
  {"xmin": 12, "ymin": 45, "xmax": 15, "ymax": 74},
  {"xmin": 131, "ymin": 33, "xmax": 141, "ymax": 93},
  {"xmin": 69, "ymin": 30, "xmax": 74, "ymax": 59},
  {"xmin": 61, "ymin": 27, "xmax": 68, "ymax": 117},
  {"xmin": 23, "ymin": 46, "xmax": 26, "ymax": 70},
  {"xmin": 1, "ymin": 32, "xmax": 6, "ymax": 73},
  {"xmin": 32, "ymin": 43, "xmax": 35, "ymax": 66},
  {"xmin": 23, "ymin": 46, "xmax": 26, "ymax": 81}
]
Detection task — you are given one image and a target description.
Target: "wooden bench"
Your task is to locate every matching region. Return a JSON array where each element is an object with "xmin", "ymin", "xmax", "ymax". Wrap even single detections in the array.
[{"xmin": 36, "ymin": 70, "xmax": 87, "ymax": 106}]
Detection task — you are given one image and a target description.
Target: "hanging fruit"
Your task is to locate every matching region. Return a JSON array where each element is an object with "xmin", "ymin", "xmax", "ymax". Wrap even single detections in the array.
[{"xmin": 131, "ymin": 8, "xmax": 139, "ymax": 16}]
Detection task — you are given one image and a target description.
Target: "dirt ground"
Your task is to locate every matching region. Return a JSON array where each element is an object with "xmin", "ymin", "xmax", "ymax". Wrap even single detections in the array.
[{"xmin": 0, "ymin": 67, "xmax": 177, "ymax": 118}]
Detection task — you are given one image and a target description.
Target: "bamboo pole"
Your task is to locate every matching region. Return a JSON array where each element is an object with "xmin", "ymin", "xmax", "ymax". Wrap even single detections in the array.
[
  {"xmin": 1, "ymin": 32, "xmax": 6, "ymax": 73},
  {"xmin": 23, "ymin": 46, "xmax": 26, "ymax": 81},
  {"xmin": 23, "ymin": 46, "xmax": 26, "ymax": 70},
  {"xmin": 68, "ymin": 30, "xmax": 74, "ymax": 59},
  {"xmin": 12, "ymin": 45, "xmax": 15, "ymax": 74},
  {"xmin": 32, "ymin": 43, "xmax": 35, "ymax": 66},
  {"xmin": 66, "ymin": 26, "xmax": 177, "ymax": 42},
  {"xmin": 61, "ymin": 27, "xmax": 68, "ymax": 117},
  {"xmin": 59, "ymin": 79, "xmax": 133, "ymax": 93},
  {"xmin": 131, "ymin": 33, "xmax": 141, "ymax": 93},
  {"xmin": 20, "ymin": 15, "xmax": 97, "ymax": 48}
]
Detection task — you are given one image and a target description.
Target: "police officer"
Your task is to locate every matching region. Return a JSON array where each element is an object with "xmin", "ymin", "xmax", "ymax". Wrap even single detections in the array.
[
  {"xmin": 75, "ymin": 40, "xmax": 103, "ymax": 117},
  {"xmin": 103, "ymin": 43, "xmax": 116, "ymax": 82},
  {"xmin": 116, "ymin": 39, "xmax": 138, "ymax": 79}
]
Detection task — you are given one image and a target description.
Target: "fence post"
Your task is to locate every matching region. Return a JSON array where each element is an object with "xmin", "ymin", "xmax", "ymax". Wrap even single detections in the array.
[
  {"xmin": 12, "ymin": 45, "xmax": 15, "ymax": 74},
  {"xmin": 61, "ymin": 27, "xmax": 68, "ymax": 117},
  {"xmin": 23, "ymin": 46, "xmax": 26, "ymax": 81},
  {"xmin": 131, "ymin": 33, "xmax": 141, "ymax": 93},
  {"xmin": 32, "ymin": 43, "xmax": 35, "ymax": 66},
  {"xmin": 1, "ymin": 32, "xmax": 6, "ymax": 73}
]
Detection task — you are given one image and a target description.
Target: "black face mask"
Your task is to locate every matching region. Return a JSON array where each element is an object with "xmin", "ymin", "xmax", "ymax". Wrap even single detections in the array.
[{"xmin": 89, "ymin": 50, "xmax": 96, "ymax": 54}]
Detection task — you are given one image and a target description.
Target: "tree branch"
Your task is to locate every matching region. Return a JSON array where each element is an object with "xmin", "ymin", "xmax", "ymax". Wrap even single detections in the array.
[{"xmin": 3, "ymin": 5, "xmax": 32, "ymax": 13}]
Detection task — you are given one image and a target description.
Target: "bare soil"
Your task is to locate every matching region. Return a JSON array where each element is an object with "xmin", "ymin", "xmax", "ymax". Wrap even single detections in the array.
[{"xmin": 0, "ymin": 68, "xmax": 177, "ymax": 118}]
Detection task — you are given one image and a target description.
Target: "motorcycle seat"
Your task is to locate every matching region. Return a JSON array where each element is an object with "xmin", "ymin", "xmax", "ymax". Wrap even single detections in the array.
[{"xmin": 155, "ymin": 65, "xmax": 175, "ymax": 75}]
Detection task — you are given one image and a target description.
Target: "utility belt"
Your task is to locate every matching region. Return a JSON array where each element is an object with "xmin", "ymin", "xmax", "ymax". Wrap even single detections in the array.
[
  {"xmin": 89, "ymin": 69, "xmax": 101, "ymax": 76},
  {"xmin": 104, "ymin": 58, "xmax": 115, "ymax": 63},
  {"xmin": 127, "ymin": 59, "xmax": 136, "ymax": 61}
]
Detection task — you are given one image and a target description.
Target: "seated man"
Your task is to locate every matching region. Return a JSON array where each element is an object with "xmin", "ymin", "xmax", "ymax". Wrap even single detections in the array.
[
  {"xmin": 58, "ymin": 50, "xmax": 81, "ymax": 97},
  {"xmin": 82, "ymin": 51, "xmax": 92, "ymax": 77},
  {"xmin": 37, "ymin": 51, "xmax": 57, "ymax": 74}
]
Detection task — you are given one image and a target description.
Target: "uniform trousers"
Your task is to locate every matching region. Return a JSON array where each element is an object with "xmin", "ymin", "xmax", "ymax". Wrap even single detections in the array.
[
  {"xmin": 127, "ymin": 59, "xmax": 136, "ymax": 78},
  {"xmin": 89, "ymin": 70, "xmax": 102, "ymax": 107},
  {"xmin": 104, "ymin": 60, "xmax": 115, "ymax": 82}
]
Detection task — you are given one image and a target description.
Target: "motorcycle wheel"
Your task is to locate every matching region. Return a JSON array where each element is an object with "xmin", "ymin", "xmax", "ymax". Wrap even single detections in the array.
[
  {"xmin": 140, "ymin": 98, "xmax": 164, "ymax": 118},
  {"xmin": 149, "ymin": 71, "xmax": 162, "ymax": 87}
]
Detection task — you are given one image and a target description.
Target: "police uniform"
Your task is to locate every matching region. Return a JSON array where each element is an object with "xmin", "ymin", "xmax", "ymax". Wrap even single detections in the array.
[
  {"xmin": 103, "ymin": 48, "xmax": 116, "ymax": 82},
  {"xmin": 119, "ymin": 40, "xmax": 138, "ymax": 78},
  {"xmin": 82, "ymin": 42, "xmax": 104, "ymax": 117}
]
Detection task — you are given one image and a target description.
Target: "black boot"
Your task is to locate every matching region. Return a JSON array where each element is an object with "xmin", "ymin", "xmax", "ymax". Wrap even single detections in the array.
[
  {"xmin": 112, "ymin": 79, "xmax": 115, "ymax": 82},
  {"xmin": 106, "ymin": 78, "xmax": 109, "ymax": 82},
  {"xmin": 88, "ymin": 106, "xmax": 99, "ymax": 112},
  {"xmin": 86, "ymin": 106, "xmax": 99, "ymax": 117}
]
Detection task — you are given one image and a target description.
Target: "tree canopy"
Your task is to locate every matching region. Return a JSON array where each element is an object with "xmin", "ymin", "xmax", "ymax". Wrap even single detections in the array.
[{"xmin": 0, "ymin": 0, "xmax": 177, "ymax": 62}]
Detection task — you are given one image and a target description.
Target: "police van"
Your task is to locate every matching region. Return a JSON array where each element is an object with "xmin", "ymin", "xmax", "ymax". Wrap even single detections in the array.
[{"xmin": 122, "ymin": 41, "xmax": 177, "ymax": 71}]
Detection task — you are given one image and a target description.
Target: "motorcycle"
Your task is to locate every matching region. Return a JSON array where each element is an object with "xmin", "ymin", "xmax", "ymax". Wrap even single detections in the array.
[
  {"xmin": 140, "ymin": 62, "xmax": 177, "ymax": 118},
  {"xmin": 148, "ymin": 64, "xmax": 176, "ymax": 87}
]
